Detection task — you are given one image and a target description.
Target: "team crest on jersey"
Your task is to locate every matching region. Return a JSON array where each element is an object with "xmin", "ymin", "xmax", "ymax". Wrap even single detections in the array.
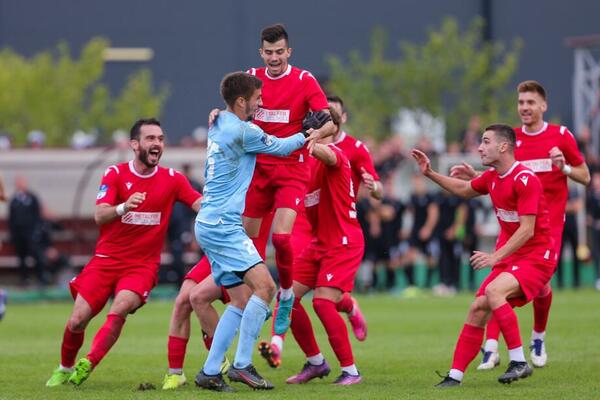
[
  {"xmin": 126, "ymin": 182, "xmax": 132, "ymax": 190},
  {"xmin": 97, "ymin": 184, "xmax": 108, "ymax": 200},
  {"xmin": 260, "ymin": 133, "xmax": 273, "ymax": 146}
]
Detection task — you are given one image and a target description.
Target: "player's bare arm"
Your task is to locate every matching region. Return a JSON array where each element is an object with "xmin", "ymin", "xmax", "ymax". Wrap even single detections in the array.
[
  {"xmin": 450, "ymin": 161, "xmax": 481, "ymax": 181},
  {"xmin": 549, "ymin": 146, "xmax": 591, "ymax": 186},
  {"xmin": 412, "ymin": 149, "xmax": 479, "ymax": 199},
  {"xmin": 361, "ymin": 167, "xmax": 383, "ymax": 199},
  {"xmin": 94, "ymin": 192, "xmax": 146, "ymax": 225},
  {"xmin": 191, "ymin": 197, "xmax": 202, "ymax": 213},
  {"xmin": 311, "ymin": 143, "xmax": 337, "ymax": 166},
  {"xmin": 471, "ymin": 214, "xmax": 536, "ymax": 270}
]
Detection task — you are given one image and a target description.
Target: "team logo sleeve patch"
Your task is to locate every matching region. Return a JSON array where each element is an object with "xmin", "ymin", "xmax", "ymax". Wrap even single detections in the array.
[{"xmin": 97, "ymin": 184, "xmax": 109, "ymax": 200}]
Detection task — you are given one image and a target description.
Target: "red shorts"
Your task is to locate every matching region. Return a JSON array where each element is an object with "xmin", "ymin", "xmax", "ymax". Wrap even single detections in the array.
[
  {"xmin": 294, "ymin": 242, "xmax": 364, "ymax": 292},
  {"xmin": 476, "ymin": 253, "xmax": 555, "ymax": 307},
  {"xmin": 184, "ymin": 258, "xmax": 230, "ymax": 304},
  {"xmin": 244, "ymin": 162, "xmax": 309, "ymax": 218},
  {"xmin": 69, "ymin": 256, "xmax": 158, "ymax": 315}
]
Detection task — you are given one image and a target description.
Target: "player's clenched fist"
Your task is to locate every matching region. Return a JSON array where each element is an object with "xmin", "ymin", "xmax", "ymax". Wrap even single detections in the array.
[
  {"xmin": 549, "ymin": 146, "xmax": 565, "ymax": 170},
  {"xmin": 125, "ymin": 192, "xmax": 146, "ymax": 211}
]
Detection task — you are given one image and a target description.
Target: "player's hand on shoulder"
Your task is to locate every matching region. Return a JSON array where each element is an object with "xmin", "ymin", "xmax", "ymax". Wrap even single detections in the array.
[
  {"xmin": 125, "ymin": 192, "xmax": 146, "ymax": 211},
  {"xmin": 208, "ymin": 108, "xmax": 221, "ymax": 127},
  {"xmin": 450, "ymin": 162, "xmax": 477, "ymax": 180},
  {"xmin": 549, "ymin": 146, "xmax": 565, "ymax": 169}
]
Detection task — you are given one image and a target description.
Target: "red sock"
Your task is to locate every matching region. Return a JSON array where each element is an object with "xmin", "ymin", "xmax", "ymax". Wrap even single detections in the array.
[
  {"xmin": 486, "ymin": 315, "xmax": 501, "ymax": 341},
  {"xmin": 533, "ymin": 287, "xmax": 553, "ymax": 333},
  {"xmin": 167, "ymin": 335, "xmax": 188, "ymax": 370},
  {"xmin": 313, "ymin": 298, "xmax": 354, "ymax": 367},
  {"xmin": 269, "ymin": 296, "xmax": 287, "ymax": 340},
  {"xmin": 450, "ymin": 324, "xmax": 485, "ymax": 372},
  {"xmin": 290, "ymin": 298, "xmax": 319, "ymax": 357},
  {"xmin": 336, "ymin": 293, "xmax": 354, "ymax": 314},
  {"xmin": 201, "ymin": 330, "xmax": 213, "ymax": 350},
  {"xmin": 61, "ymin": 325, "xmax": 85, "ymax": 368},
  {"xmin": 492, "ymin": 303, "xmax": 522, "ymax": 349},
  {"xmin": 272, "ymin": 233, "xmax": 293, "ymax": 289},
  {"xmin": 87, "ymin": 313, "xmax": 126, "ymax": 367}
]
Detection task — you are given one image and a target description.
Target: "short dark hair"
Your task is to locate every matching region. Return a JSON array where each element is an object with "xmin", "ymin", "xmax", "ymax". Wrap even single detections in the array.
[
  {"xmin": 326, "ymin": 95, "xmax": 345, "ymax": 112},
  {"xmin": 220, "ymin": 72, "xmax": 263, "ymax": 108},
  {"xmin": 261, "ymin": 24, "xmax": 289, "ymax": 46},
  {"xmin": 518, "ymin": 80, "xmax": 547, "ymax": 101},
  {"xmin": 485, "ymin": 124, "xmax": 516, "ymax": 148},
  {"xmin": 130, "ymin": 118, "xmax": 161, "ymax": 140}
]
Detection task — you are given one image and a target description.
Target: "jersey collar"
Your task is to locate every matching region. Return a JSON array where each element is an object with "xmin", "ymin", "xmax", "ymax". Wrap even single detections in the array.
[
  {"xmin": 521, "ymin": 121, "xmax": 548, "ymax": 136},
  {"xmin": 498, "ymin": 161, "xmax": 520, "ymax": 179},
  {"xmin": 129, "ymin": 160, "xmax": 158, "ymax": 178},
  {"xmin": 265, "ymin": 64, "xmax": 292, "ymax": 80},
  {"xmin": 333, "ymin": 130, "xmax": 347, "ymax": 145}
]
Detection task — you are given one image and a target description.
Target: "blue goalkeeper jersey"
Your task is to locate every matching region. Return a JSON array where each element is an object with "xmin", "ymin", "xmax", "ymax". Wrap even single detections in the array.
[{"xmin": 197, "ymin": 110, "xmax": 305, "ymax": 225}]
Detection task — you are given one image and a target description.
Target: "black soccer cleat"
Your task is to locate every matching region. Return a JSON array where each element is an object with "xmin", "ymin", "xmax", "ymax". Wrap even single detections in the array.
[
  {"xmin": 434, "ymin": 375, "xmax": 461, "ymax": 388},
  {"xmin": 227, "ymin": 364, "xmax": 274, "ymax": 390},
  {"xmin": 195, "ymin": 370, "xmax": 234, "ymax": 392},
  {"xmin": 497, "ymin": 361, "xmax": 533, "ymax": 384}
]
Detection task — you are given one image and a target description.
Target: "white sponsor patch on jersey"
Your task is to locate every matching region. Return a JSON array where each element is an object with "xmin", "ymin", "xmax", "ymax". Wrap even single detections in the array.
[
  {"xmin": 254, "ymin": 108, "xmax": 290, "ymax": 123},
  {"xmin": 304, "ymin": 189, "xmax": 320, "ymax": 207},
  {"xmin": 521, "ymin": 158, "xmax": 552, "ymax": 173},
  {"xmin": 496, "ymin": 208, "xmax": 519, "ymax": 223},
  {"xmin": 121, "ymin": 211, "xmax": 161, "ymax": 225}
]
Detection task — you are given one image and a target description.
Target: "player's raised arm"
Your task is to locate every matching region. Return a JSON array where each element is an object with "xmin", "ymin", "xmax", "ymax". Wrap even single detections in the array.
[
  {"xmin": 450, "ymin": 161, "xmax": 480, "ymax": 181},
  {"xmin": 310, "ymin": 143, "xmax": 338, "ymax": 166},
  {"xmin": 411, "ymin": 149, "xmax": 479, "ymax": 199},
  {"xmin": 243, "ymin": 123, "xmax": 305, "ymax": 156}
]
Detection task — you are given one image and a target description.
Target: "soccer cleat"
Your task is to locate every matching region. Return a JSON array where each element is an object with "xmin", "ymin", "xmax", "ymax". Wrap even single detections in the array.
[
  {"xmin": 195, "ymin": 370, "xmax": 234, "ymax": 392},
  {"xmin": 347, "ymin": 297, "xmax": 367, "ymax": 341},
  {"xmin": 162, "ymin": 373, "xmax": 187, "ymax": 390},
  {"xmin": 530, "ymin": 339, "xmax": 547, "ymax": 368},
  {"xmin": 68, "ymin": 358, "xmax": 93, "ymax": 386},
  {"xmin": 258, "ymin": 341, "xmax": 281, "ymax": 368},
  {"xmin": 497, "ymin": 361, "xmax": 533, "ymax": 384},
  {"xmin": 46, "ymin": 367, "xmax": 72, "ymax": 387},
  {"xmin": 274, "ymin": 293, "xmax": 294, "ymax": 335},
  {"xmin": 286, "ymin": 361, "xmax": 331, "ymax": 384},
  {"xmin": 333, "ymin": 371, "xmax": 362, "ymax": 385},
  {"xmin": 434, "ymin": 375, "xmax": 461, "ymax": 388},
  {"xmin": 220, "ymin": 356, "xmax": 231, "ymax": 375},
  {"xmin": 227, "ymin": 364, "xmax": 274, "ymax": 390},
  {"xmin": 477, "ymin": 348, "xmax": 500, "ymax": 370}
]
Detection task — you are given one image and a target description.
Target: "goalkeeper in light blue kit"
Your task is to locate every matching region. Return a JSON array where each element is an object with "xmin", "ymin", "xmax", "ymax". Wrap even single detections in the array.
[{"xmin": 193, "ymin": 71, "xmax": 316, "ymax": 392}]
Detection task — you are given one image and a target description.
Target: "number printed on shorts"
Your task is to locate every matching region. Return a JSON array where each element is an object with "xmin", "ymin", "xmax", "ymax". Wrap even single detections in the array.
[{"xmin": 242, "ymin": 239, "xmax": 257, "ymax": 255}]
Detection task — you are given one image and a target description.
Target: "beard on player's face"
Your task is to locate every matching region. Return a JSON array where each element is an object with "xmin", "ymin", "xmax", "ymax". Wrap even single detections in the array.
[{"xmin": 138, "ymin": 145, "xmax": 162, "ymax": 168}]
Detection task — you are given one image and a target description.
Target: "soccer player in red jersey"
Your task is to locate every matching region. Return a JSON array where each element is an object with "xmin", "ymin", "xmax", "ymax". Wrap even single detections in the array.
[
  {"xmin": 45, "ymin": 118, "xmax": 202, "ymax": 387},
  {"xmin": 259, "ymin": 95, "xmax": 379, "ymax": 368},
  {"xmin": 452, "ymin": 81, "xmax": 590, "ymax": 369},
  {"xmin": 243, "ymin": 24, "xmax": 336, "ymax": 335},
  {"xmin": 273, "ymin": 108, "xmax": 364, "ymax": 385},
  {"xmin": 414, "ymin": 124, "xmax": 555, "ymax": 387}
]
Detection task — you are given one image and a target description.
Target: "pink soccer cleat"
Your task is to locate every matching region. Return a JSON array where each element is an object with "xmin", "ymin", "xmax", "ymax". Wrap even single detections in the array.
[{"xmin": 348, "ymin": 297, "xmax": 367, "ymax": 341}]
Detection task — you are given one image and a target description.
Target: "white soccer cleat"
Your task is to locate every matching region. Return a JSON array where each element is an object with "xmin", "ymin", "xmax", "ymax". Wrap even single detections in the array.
[
  {"xmin": 530, "ymin": 339, "xmax": 547, "ymax": 368},
  {"xmin": 477, "ymin": 349, "xmax": 500, "ymax": 370}
]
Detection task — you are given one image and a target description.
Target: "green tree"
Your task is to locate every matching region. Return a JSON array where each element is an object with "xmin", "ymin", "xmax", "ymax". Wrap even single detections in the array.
[
  {"xmin": 326, "ymin": 17, "xmax": 522, "ymax": 143},
  {"xmin": 0, "ymin": 38, "xmax": 169, "ymax": 147}
]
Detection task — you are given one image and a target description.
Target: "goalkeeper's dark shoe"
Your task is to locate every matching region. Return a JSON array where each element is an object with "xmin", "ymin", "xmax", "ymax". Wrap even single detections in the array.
[
  {"xmin": 227, "ymin": 364, "xmax": 274, "ymax": 390},
  {"xmin": 434, "ymin": 375, "xmax": 461, "ymax": 388},
  {"xmin": 497, "ymin": 361, "xmax": 533, "ymax": 384},
  {"xmin": 195, "ymin": 370, "xmax": 234, "ymax": 392}
]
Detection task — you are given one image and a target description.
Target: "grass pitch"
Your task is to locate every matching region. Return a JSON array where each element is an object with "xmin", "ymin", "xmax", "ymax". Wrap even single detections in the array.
[{"xmin": 0, "ymin": 290, "xmax": 599, "ymax": 399}]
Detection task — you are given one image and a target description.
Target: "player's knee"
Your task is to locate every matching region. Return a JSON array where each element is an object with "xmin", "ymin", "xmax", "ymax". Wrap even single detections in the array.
[
  {"xmin": 174, "ymin": 292, "xmax": 193, "ymax": 315},
  {"xmin": 67, "ymin": 314, "xmax": 89, "ymax": 331},
  {"xmin": 189, "ymin": 289, "xmax": 209, "ymax": 310},
  {"xmin": 257, "ymin": 279, "xmax": 276, "ymax": 301},
  {"xmin": 484, "ymin": 284, "xmax": 504, "ymax": 304},
  {"xmin": 271, "ymin": 233, "xmax": 292, "ymax": 252}
]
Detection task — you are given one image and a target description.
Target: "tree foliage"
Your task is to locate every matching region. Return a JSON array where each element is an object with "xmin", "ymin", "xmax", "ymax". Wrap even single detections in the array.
[
  {"xmin": 326, "ymin": 17, "xmax": 522, "ymax": 142},
  {"xmin": 0, "ymin": 38, "xmax": 169, "ymax": 147}
]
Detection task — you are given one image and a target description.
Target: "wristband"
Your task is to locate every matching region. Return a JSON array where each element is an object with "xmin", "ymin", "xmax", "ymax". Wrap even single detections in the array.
[
  {"xmin": 116, "ymin": 203, "xmax": 127, "ymax": 216},
  {"xmin": 562, "ymin": 164, "xmax": 572, "ymax": 175}
]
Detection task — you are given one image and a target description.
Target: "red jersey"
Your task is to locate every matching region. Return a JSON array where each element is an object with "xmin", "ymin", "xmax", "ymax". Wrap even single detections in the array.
[
  {"xmin": 94, "ymin": 161, "xmax": 201, "ymax": 265},
  {"xmin": 470, "ymin": 161, "xmax": 553, "ymax": 260},
  {"xmin": 304, "ymin": 145, "xmax": 363, "ymax": 247},
  {"xmin": 515, "ymin": 122, "xmax": 585, "ymax": 228},
  {"xmin": 334, "ymin": 131, "xmax": 380, "ymax": 192},
  {"xmin": 249, "ymin": 65, "xmax": 329, "ymax": 164}
]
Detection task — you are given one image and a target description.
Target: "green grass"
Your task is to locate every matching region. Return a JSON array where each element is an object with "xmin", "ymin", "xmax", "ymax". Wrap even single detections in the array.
[{"xmin": 1, "ymin": 290, "xmax": 599, "ymax": 399}]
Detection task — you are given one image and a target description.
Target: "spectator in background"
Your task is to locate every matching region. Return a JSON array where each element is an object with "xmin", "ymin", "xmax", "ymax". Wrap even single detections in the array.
[
  {"xmin": 463, "ymin": 197, "xmax": 484, "ymax": 291},
  {"xmin": 586, "ymin": 169, "xmax": 600, "ymax": 291},
  {"xmin": 167, "ymin": 164, "xmax": 203, "ymax": 288},
  {"xmin": 8, "ymin": 175, "xmax": 48, "ymax": 286},
  {"xmin": 27, "ymin": 130, "xmax": 46, "ymax": 149},
  {"xmin": 460, "ymin": 115, "xmax": 482, "ymax": 154},
  {"xmin": 557, "ymin": 186, "xmax": 583, "ymax": 288},
  {"xmin": 433, "ymin": 189, "xmax": 467, "ymax": 296}
]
